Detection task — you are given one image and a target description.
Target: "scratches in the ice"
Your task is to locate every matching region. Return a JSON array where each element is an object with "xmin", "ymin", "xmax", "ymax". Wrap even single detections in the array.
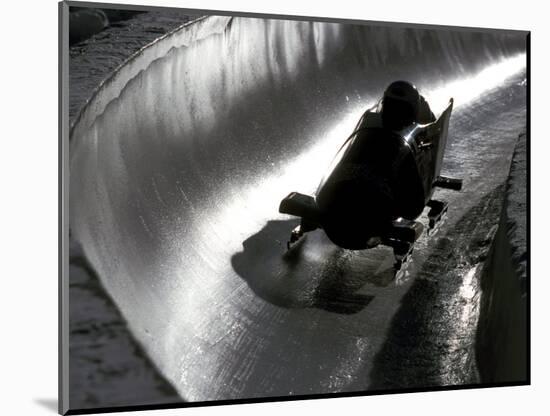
[{"xmin": 138, "ymin": 215, "xmax": 155, "ymax": 241}]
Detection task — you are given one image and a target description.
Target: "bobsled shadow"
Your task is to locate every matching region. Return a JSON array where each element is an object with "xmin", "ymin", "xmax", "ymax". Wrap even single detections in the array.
[{"xmin": 231, "ymin": 219, "xmax": 398, "ymax": 315}]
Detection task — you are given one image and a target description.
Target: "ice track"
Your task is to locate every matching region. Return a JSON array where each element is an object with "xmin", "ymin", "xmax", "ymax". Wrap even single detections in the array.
[{"xmin": 70, "ymin": 16, "xmax": 527, "ymax": 400}]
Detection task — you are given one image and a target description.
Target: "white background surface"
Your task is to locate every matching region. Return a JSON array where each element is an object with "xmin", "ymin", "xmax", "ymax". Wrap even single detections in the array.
[{"xmin": 1, "ymin": 0, "xmax": 546, "ymax": 415}]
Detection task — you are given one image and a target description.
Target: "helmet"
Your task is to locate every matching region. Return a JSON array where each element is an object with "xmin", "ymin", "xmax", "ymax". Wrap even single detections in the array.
[{"xmin": 381, "ymin": 81, "xmax": 420, "ymax": 129}]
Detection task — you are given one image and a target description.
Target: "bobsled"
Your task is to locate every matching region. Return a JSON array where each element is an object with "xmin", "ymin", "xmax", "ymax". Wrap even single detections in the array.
[{"xmin": 279, "ymin": 81, "xmax": 462, "ymax": 273}]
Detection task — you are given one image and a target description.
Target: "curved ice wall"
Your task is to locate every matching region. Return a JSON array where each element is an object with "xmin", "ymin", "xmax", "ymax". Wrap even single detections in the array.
[{"xmin": 70, "ymin": 16, "xmax": 525, "ymax": 400}]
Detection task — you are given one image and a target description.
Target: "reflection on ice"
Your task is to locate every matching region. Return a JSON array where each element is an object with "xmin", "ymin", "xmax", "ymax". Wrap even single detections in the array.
[{"xmin": 425, "ymin": 54, "xmax": 526, "ymax": 112}]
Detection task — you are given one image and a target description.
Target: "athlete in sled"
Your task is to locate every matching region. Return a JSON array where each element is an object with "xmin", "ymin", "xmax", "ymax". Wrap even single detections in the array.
[{"xmin": 279, "ymin": 81, "xmax": 462, "ymax": 273}]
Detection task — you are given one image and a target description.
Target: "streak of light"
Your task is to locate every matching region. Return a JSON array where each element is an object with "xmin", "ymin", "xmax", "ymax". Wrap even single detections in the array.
[{"xmin": 425, "ymin": 53, "xmax": 526, "ymax": 115}]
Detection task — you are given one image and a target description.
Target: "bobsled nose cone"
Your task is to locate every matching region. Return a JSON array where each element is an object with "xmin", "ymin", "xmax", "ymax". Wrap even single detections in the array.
[
  {"xmin": 320, "ymin": 180, "xmax": 394, "ymax": 221},
  {"xmin": 318, "ymin": 180, "xmax": 394, "ymax": 249},
  {"xmin": 356, "ymin": 184, "xmax": 395, "ymax": 233}
]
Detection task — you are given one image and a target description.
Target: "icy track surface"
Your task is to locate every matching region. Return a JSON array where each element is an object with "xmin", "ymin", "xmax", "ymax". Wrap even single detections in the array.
[{"xmin": 70, "ymin": 16, "xmax": 527, "ymax": 401}]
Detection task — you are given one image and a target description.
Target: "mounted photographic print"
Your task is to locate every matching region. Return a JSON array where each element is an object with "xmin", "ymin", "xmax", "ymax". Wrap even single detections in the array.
[{"xmin": 59, "ymin": 1, "xmax": 530, "ymax": 414}]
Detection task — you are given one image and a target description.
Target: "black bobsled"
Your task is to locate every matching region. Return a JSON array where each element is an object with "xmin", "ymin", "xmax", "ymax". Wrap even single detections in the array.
[{"xmin": 279, "ymin": 81, "xmax": 462, "ymax": 273}]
